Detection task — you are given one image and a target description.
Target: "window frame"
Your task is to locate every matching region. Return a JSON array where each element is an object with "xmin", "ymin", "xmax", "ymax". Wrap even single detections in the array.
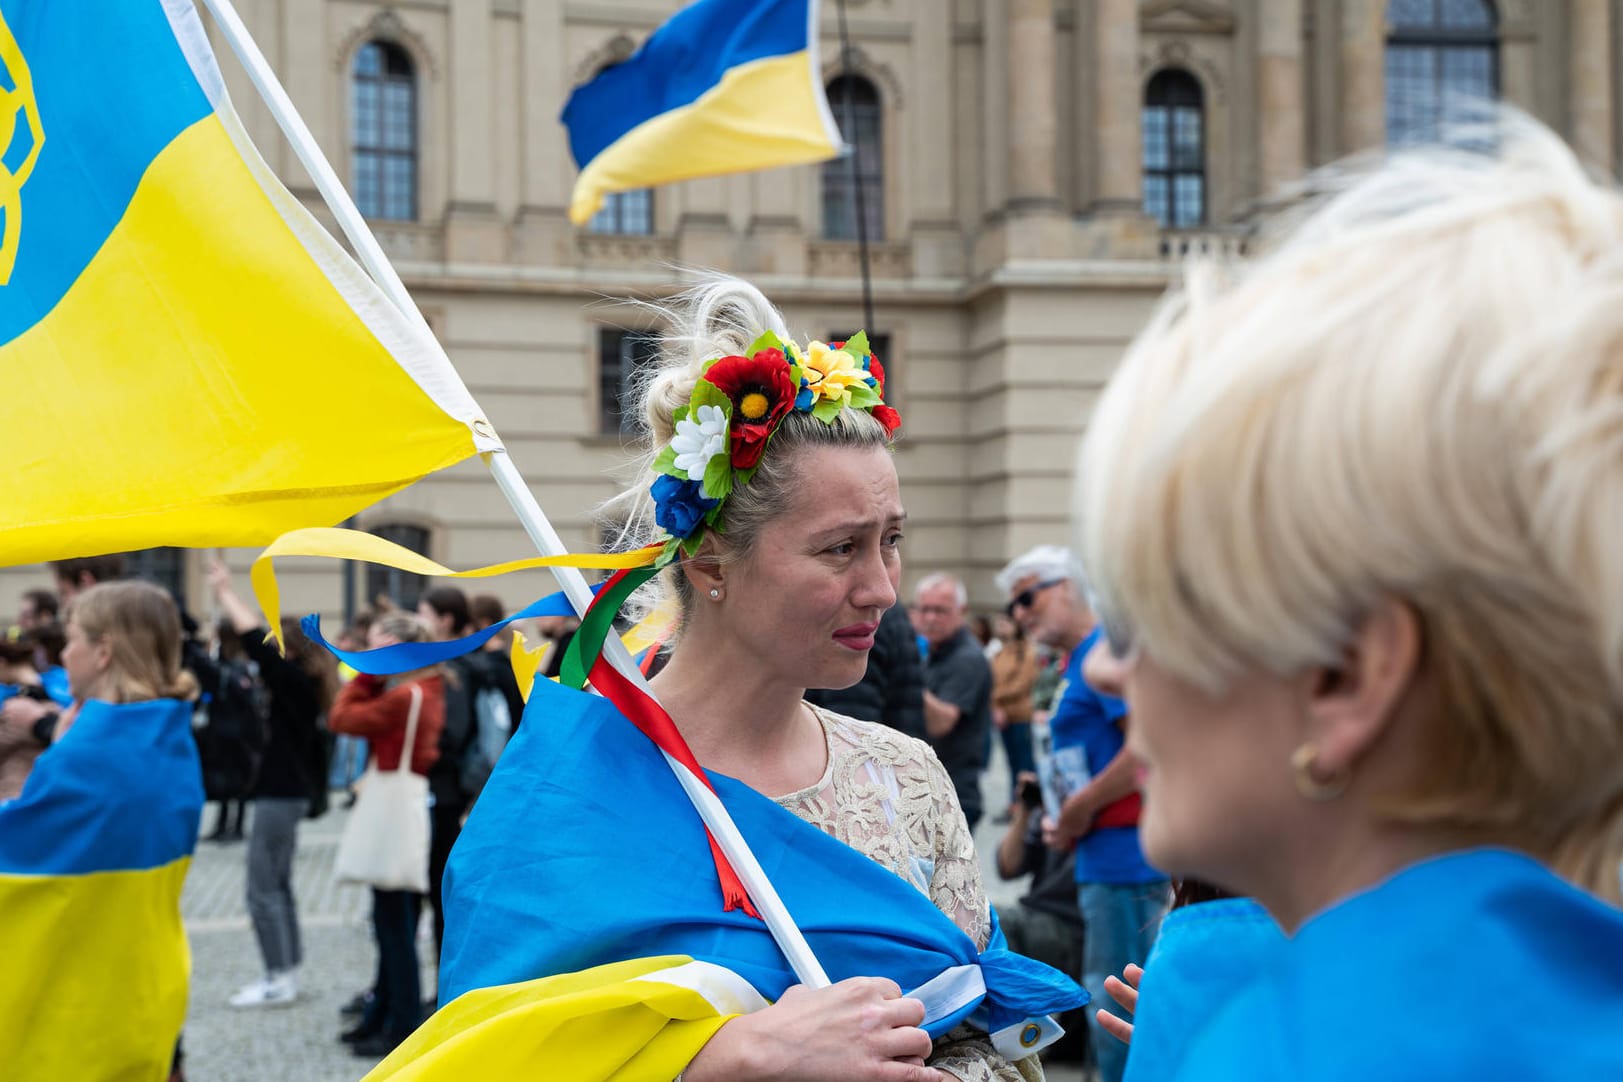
[
  {"xmin": 352, "ymin": 40, "xmax": 419, "ymax": 222},
  {"xmin": 586, "ymin": 189, "xmax": 655, "ymax": 235},
  {"xmin": 365, "ymin": 524, "xmax": 432, "ymax": 611},
  {"xmin": 821, "ymin": 74, "xmax": 885, "ymax": 242},
  {"xmin": 1141, "ymin": 68, "xmax": 1207, "ymax": 229},
  {"xmin": 1384, "ymin": 0, "xmax": 1500, "ymax": 148},
  {"xmin": 597, "ymin": 327, "xmax": 663, "ymax": 437}
]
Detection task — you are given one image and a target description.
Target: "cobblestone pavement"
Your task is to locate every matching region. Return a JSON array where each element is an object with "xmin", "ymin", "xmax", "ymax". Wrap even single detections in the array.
[{"xmin": 181, "ymin": 742, "xmax": 1089, "ymax": 1082}]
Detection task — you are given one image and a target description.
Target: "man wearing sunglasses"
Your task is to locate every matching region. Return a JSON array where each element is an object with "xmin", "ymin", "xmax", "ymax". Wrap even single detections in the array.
[{"xmin": 995, "ymin": 545, "xmax": 1167, "ymax": 1082}]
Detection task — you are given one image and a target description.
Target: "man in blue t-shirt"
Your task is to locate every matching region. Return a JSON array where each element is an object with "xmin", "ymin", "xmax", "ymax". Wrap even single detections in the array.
[{"xmin": 997, "ymin": 545, "xmax": 1168, "ymax": 1082}]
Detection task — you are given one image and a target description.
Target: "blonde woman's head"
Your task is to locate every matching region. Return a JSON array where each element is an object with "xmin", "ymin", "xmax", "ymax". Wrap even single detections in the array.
[
  {"xmin": 65, "ymin": 580, "xmax": 197, "ymax": 704},
  {"xmin": 1078, "ymin": 117, "xmax": 1623, "ymax": 904}
]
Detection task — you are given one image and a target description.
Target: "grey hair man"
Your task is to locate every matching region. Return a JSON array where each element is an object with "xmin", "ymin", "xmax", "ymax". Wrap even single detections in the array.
[
  {"xmin": 995, "ymin": 545, "xmax": 1164, "ymax": 1082},
  {"xmin": 913, "ymin": 572, "xmax": 992, "ymax": 830}
]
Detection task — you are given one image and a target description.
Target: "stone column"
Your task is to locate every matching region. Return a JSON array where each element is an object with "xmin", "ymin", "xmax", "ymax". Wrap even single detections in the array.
[
  {"xmin": 1008, "ymin": 0, "xmax": 1060, "ymax": 209},
  {"xmin": 514, "ymin": 0, "xmax": 572, "ymax": 263},
  {"xmin": 909, "ymin": 0, "xmax": 961, "ymax": 275},
  {"xmin": 1339, "ymin": 0, "xmax": 1386, "ymax": 154},
  {"xmin": 446, "ymin": 0, "xmax": 503, "ymax": 262},
  {"xmin": 1258, "ymin": 0, "xmax": 1307, "ymax": 197},
  {"xmin": 1090, "ymin": 0, "xmax": 1141, "ymax": 214},
  {"xmin": 1569, "ymin": 0, "xmax": 1616, "ymax": 174}
]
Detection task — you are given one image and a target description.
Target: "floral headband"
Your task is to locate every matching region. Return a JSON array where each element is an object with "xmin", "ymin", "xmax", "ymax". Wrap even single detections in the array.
[{"xmin": 648, "ymin": 330, "xmax": 901, "ymax": 564}]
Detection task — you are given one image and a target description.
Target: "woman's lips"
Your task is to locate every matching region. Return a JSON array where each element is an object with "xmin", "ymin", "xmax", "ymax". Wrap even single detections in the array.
[{"xmin": 832, "ymin": 623, "xmax": 879, "ymax": 650}]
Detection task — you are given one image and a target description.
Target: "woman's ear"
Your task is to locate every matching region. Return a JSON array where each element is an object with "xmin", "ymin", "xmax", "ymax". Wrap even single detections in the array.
[
  {"xmin": 1302, "ymin": 598, "xmax": 1424, "ymax": 778},
  {"xmin": 678, "ymin": 536, "xmax": 727, "ymax": 598}
]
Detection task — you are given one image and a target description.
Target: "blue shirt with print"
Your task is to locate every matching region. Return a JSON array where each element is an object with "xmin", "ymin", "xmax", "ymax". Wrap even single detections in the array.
[{"xmin": 1046, "ymin": 628, "xmax": 1161, "ymax": 885}]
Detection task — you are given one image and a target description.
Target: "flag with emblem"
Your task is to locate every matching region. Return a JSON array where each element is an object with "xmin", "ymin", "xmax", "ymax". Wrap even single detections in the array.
[{"xmin": 0, "ymin": 0, "xmax": 493, "ymax": 568}]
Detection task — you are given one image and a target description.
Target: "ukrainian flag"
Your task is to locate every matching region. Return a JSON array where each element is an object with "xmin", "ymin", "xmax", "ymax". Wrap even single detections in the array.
[
  {"xmin": 0, "ymin": 698, "xmax": 205, "ymax": 1082},
  {"xmin": 360, "ymin": 676, "xmax": 1084, "ymax": 1079},
  {"xmin": 0, "ymin": 0, "xmax": 493, "ymax": 567},
  {"xmin": 562, "ymin": 0, "xmax": 843, "ymax": 225}
]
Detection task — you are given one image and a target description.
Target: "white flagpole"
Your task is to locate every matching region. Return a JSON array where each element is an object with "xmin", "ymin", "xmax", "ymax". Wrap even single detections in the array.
[{"xmin": 197, "ymin": 0, "xmax": 829, "ymax": 989}]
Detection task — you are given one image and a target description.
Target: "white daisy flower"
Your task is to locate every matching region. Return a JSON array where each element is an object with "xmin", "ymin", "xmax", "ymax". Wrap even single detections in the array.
[{"xmin": 670, "ymin": 403, "xmax": 728, "ymax": 478}]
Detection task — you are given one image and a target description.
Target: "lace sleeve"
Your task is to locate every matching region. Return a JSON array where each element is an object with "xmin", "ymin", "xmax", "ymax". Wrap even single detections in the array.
[
  {"xmin": 931, "ymin": 1026, "xmax": 1046, "ymax": 1081},
  {"xmin": 922, "ymin": 747, "xmax": 991, "ymax": 948}
]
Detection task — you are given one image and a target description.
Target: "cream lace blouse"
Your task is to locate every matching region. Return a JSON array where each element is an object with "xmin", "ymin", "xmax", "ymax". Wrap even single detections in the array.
[{"xmin": 769, "ymin": 704, "xmax": 1045, "ymax": 1082}]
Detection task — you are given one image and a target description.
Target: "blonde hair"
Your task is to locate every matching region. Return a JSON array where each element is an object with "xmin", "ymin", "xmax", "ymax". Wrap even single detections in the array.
[
  {"xmin": 70, "ymin": 581, "xmax": 198, "ymax": 704},
  {"xmin": 602, "ymin": 275, "xmax": 889, "ymax": 625},
  {"xmin": 373, "ymin": 612, "xmax": 431, "ymax": 645},
  {"xmin": 1077, "ymin": 116, "xmax": 1623, "ymax": 901}
]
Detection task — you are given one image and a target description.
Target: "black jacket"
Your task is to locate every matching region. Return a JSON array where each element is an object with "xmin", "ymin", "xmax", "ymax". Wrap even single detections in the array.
[
  {"xmin": 805, "ymin": 605, "xmax": 926, "ymax": 739},
  {"xmin": 239, "ymin": 629, "xmax": 324, "ymax": 801}
]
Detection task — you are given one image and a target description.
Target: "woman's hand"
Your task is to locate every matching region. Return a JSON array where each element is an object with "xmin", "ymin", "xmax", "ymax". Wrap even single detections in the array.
[
  {"xmin": 682, "ymin": 977, "xmax": 951, "ymax": 1082},
  {"xmin": 1096, "ymin": 962, "xmax": 1143, "ymax": 1046}
]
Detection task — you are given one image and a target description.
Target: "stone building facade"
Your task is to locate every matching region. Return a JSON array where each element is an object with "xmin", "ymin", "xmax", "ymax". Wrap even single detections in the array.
[{"xmin": 6, "ymin": 0, "xmax": 1619, "ymax": 620}]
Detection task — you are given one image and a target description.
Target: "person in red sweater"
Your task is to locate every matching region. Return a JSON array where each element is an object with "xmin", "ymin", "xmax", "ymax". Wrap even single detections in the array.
[{"xmin": 327, "ymin": 612, "xmax": 445, "ymax": 1058}]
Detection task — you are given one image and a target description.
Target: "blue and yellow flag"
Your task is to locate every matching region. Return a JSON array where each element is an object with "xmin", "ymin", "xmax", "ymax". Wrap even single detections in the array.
[
  {"xmin": 0, "ymin": 0, "xmax": 495, "ymax": 566},
  {"xmin": 364, "ymin": 676, "xmax": 1084, "ymax": 1078},
  {"xmin": 562, "ymin": 0, "xmax": 842, "ymax": 224},
  {"xmin": 0, "ymin": 697, "xmax": 205, "ymax": 1081}
]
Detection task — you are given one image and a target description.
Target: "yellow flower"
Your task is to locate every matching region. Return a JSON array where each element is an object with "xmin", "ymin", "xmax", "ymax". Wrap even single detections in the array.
[{"xmin": 801, "ymin": 341, "xmax": 865, "ymax": 406}]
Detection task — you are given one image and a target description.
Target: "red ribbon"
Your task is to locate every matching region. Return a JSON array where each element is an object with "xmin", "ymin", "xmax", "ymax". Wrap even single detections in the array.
[{"xmin": 582, "ymin": 573, "xmax": 760, "ymax": 918}]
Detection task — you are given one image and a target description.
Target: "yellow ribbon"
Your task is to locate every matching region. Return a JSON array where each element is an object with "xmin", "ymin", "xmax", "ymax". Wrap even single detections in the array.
[{"xmin": 251, "ymin": 527, "xmax": 661, "ymax": 651}]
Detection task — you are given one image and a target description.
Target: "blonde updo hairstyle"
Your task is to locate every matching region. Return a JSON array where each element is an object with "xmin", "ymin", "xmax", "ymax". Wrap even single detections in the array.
[
  {"xmin": 1077, "ymin": 116, "xmax": 1623, "ymax": 903},
  {"xmin": 69, "ymin": 580, "xmax": 198, "ymax": 704},
  {"xmin": 604, "ymin": 276, "xmax": 890, "ymax": 628}
]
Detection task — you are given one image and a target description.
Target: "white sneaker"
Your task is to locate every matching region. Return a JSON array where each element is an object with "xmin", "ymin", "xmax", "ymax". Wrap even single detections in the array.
[{"xmin": 228, "ymin": 972, "xmax": 298, "ymax": 1008}]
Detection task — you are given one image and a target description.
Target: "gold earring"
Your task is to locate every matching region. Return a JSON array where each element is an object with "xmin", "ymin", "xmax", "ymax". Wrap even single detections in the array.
[{"xmin": 1290, "ymin": 743, "xmax": 1349, "ymax": 801}]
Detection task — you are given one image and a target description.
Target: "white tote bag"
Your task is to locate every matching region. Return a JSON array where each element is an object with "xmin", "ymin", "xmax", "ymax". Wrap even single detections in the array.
[{"xmin": 333, "ymin": 684, "xmax": 430, "ymax": 892}]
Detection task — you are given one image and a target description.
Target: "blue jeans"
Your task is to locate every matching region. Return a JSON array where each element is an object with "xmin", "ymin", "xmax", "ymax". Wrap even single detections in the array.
[
  {"xmin": 365, "ymin": 889, "xmax": 423, "ymax": 1038},
  {"xmin": 1079, "ymin": 880, "xmax": 1170, "ymax": 1082}
]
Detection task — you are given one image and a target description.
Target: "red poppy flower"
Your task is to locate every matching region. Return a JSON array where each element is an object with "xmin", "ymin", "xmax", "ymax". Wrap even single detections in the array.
[
  {"xmin": 872, "ymin": 404, "xmax": 902, "ymax": 437},
  {"xmin": 703, "ymin": 349, "xmax": 797, "ymax": 469}
]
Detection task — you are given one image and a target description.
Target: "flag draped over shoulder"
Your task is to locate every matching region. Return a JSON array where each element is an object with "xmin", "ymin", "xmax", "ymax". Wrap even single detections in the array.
[
  {"xmin": 0, "ymin": 0, "xmax": 494, "ymax": 567},
  {"xmin": 0, "ymin": 698, "xmax": 205, "ymax": 1081},
  {"xmin": 379, "ymin": 676, "xmax": 1084, "ymax": 1078},
  {"xmin": 562, "ymin": 0, "xmax": 842, "ymax": 224}
]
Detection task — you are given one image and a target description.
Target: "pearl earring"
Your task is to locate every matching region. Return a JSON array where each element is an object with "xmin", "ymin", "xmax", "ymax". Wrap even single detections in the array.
[{"xmin": 708, "ymin": 588, "xmax": 721, "ymax": 600}]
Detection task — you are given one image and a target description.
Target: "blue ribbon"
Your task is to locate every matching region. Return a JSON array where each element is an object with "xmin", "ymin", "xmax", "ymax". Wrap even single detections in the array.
[{"xmin": 301, "ymin": 585, "xmax": 601, "ymax": 676}]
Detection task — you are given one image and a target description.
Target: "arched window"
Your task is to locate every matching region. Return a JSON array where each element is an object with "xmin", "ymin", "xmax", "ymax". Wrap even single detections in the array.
[
  {"xmin": 366, "ymin": 524, "xmax": 430, "ymax": 609},
  {"xmin": 821, "ymin": 75, "xmax": 884, "ymax": 241},
  {"xmin": 352, "ymin": 41, "xmax": 418, "ymax": 221},
  {"xmin": 1142, "ymin": 69, "xmax": 1205, "ymax": 229},
  {"xmin": 1385, "ymin": 0, "xmax": 1498, "ymax": 147}
]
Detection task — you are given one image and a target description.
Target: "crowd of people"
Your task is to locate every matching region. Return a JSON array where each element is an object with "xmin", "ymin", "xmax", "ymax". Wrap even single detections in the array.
[{"xmin": 4, "ymin": 119, "xmax": 1622, "ymax": 1082}]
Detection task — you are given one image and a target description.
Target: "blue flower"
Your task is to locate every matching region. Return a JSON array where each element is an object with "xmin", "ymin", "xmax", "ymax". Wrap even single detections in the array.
[
  {"xmin": 794, "ymin": 383, "xmax": 815, "ymax": 411},
  {"xmin": 651, "ymin": 473, "xmax": 719, "ymax": 539}
]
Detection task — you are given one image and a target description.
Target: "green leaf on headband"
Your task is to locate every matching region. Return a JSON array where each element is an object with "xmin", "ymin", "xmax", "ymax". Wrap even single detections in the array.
[
  {"xmin": 656, "ymin": 536, "xmax": 682, "ymax": 568},
  {"xmin": 701, "ymin": 453, "xmax": 734, "ymax": 501},
  {"xmin": 690, "ymin": 379, "xmax": 731, "ymax": 416},
  {"xmin": 843, "ymin": 331, "xmax": 870, "ymax": 359},
  {"xmin": 704, "ymin": 501, "xmax": 727, "ymax": 527},
  {"xmin": 812, "ymin": 398, "xmax": 843, "ymax": 423},
  {"xmin": 746, "ymin": 329, "xmax": 785, "ymax": 357},
  {"xmin": 680, "ymin": 529, "xmax": 706, "ymax": 558},
  {"xmin": 652, "ymin": 445, "xmax": 684, "ymax": 478},
  {"xmin": 847, "ymin": 383, "xmax": 881, "ymax": 409}
]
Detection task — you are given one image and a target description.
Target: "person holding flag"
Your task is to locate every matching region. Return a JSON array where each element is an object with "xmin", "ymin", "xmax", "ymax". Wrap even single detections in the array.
[{"xmin": 343, "ymin": 276, "xmax": 1081, "ymax": 1081}]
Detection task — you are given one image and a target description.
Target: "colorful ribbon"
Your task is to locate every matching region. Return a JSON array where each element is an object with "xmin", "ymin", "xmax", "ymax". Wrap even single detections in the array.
[{"xmin": 251, "ymin": 527, "xmax": 753, "ymax": 916}]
